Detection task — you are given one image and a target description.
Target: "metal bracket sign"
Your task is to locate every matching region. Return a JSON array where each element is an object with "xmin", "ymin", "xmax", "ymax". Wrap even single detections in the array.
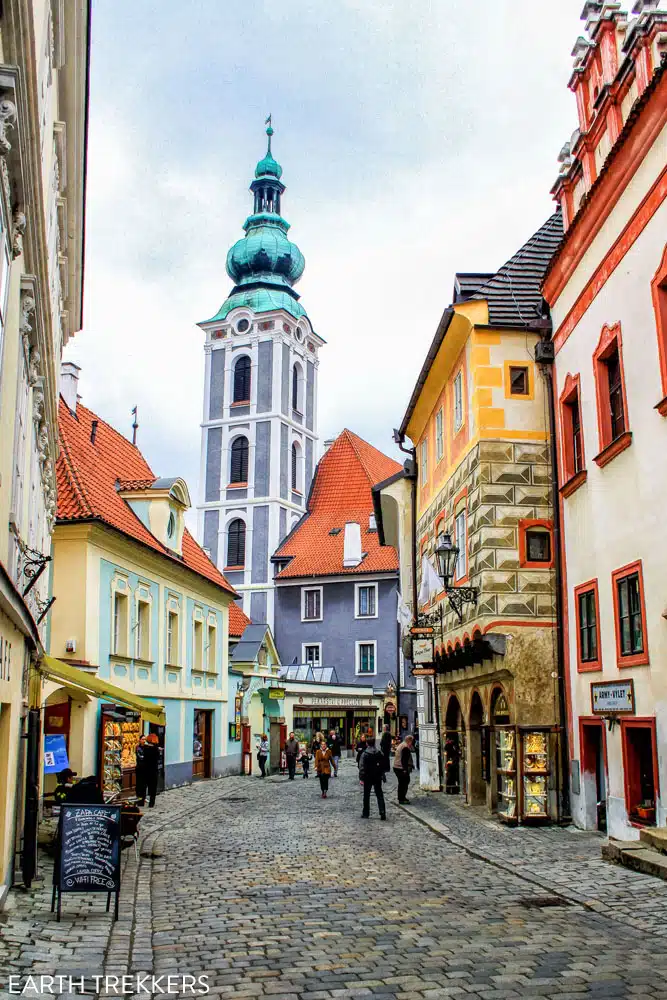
[
  {"xmin": 591, "ymin": 679, "xmax": 635, "ymax": 715},
  {"xmin": 412, "ymin": 637, "xmax": 434, "ymax": 665}
]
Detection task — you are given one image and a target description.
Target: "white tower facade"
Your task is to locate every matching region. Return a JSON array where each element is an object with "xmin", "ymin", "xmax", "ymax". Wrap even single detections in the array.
[{"xmin": 197, "ymin": 126, "xmax": 323, "ymax": 628}]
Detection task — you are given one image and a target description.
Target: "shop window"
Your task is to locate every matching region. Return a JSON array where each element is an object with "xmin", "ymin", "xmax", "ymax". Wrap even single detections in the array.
[
  {"xmin": 519, "ymin": 519, "xmax": 553, "ymax": 569},
  {"xmin": 226, "ymin": 519, "xmax": 246, "ymax": 567},
  {"xmin": 135, "ymin": 599, "xmax": 151, "ymax": 660},
  {"xmin": 230, "ymin": 436, "xmax": 249, "ymax": 484},
  {"xmin": 593, "ymin": 323, "xmax": 632, "ymax": 466},
  {"xmin": 356, "ymin": 641, "xmax": 376, "ymax": 675},
  {"xmin": 559, "ymin": 373, "xmax": 586, "ymax": 494},
  {"xmin": 356, "ymin": 582, "xmax": 377, "ymax": 618},
  {"xmin": 612, "ymin": 561, "xmax": 649, "ymax": 668},
  {"xmin": 650, "ymin": 244, "xmax": 667, "ymax": 413},
  {"xmin": 303, "ymin": 643, "xmax": 321, "ymax": 667},
  {"xmin": 426, "ymin": 679, "xmax": 434, "ymax": 725},
  {"xmin": 621, "ymin": 720, "xmax": 659, "ymax": 825},
  {"xmin": 302, "ymin": 586, "xmax": 322, "ymax": 622},
  {"xmin": 166, "ymin": 610, "xmax": 179, "ymax": 665},
  {"xmin": 420, "ymin": 438, "xmax": 428, "ymax": 485},
  {"xmin": 454, "ymin": 509, "xmax": 466, "ymax": 580},
  {"xmin": 113, "ymin": 592, "xmax": 129, "ymax": 656},
  {"xmin": 232, "ymin": 355, "xmax": 251, "ymax": 403},
  {"xmin": 453, "ymin": 371, "xmax": 463, "ymax": 432},
  {"xmin": 193, "ymin": 618, "xmax": 204, "ymax": 671},
  {"xmin": 574, "ymin": 580, "xmax": 601, "ymax": 672},
  {"xmin": 435, "ymin": 408, "xmax": 444, "ymax": 463},
  {"xmin": 207, "ymin": 623, "xmax": 217, "ymax": 671}
]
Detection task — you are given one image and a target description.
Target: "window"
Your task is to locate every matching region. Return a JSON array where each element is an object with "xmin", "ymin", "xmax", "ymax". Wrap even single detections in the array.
[
  {"xmin": 356, "ymin": 583, "xmax": 378, "ymax": 618},
  {"xmin": 593, "ymin": 323, "xmax": 631, "ymax": 465},
  {"xmin": 167, "ymin": 611, "xmax": 179, "ymax": 665},
  {"xmin": 435, "ymin": 409, "xmax": 444, "ymax": 463},
  {"xmin": 356, "ymin": 641, "xmax": 376, "ymax": 675},
  {"xmin": 167, "ymin": 512, "xmax": 176, "ymax": 539},
  {"xmin": 135, "ymin": 599, "xmax": 150, "ymax": 660},
  {"xmin": 571, "ymin": 396, "xmax": 583, "ymax": 473},
  {"xmin": 519, "ymin": 519, "xmax": 554, "ymax": 569},
  {"xmin": 426, "ymin": 679, "xmax": 434, "ymax": 725},
  {"xmin": 292, "ymin": 363, "xmax": 302, "ymax": 412},
  {"xmin": 113, "ymin": 592, "xmax": 128, "ymax": 656},
  {"xmin": 302, "ymin": 586, "xmax": 322, "ymax": 621},
  {"xmin": 227, "ymin": 519, "xmax": 246, "ymax": 567},
  {"xmin": 651, "ymin": 244, "xmax": 667, "ymax": 412},
  {"xmin": 575, "ymin": 582, "xmax": 600, "ymax": 671},
  {"xmin": 455, "ymin": 509, "xmax": 466, "ymax": 580},
  {"xmin": 559, "ymin": 373, "xmax": 586, "ymax": 493},
  {"xmin": 453, "ymin": 371, "xmax": 463, "ymax": 432},
  {"xmin": 526, "ymin": 530, "xmax": 551, "ymax": 563},
  {"xmin": 232, "ymin": 355, "xmax": 251, "ymax": 403},
  {"xmin": 193, "ymin": 618, "xmax": 204, "ymax": 671},
  {"xmin": 303, "ymin": 643, "xmax": 321, "ymax": 667},
  {"xmin": 509, "ymin": 366, "xmax": 529, "ymax": 395},
  {"xmin": 420, "ymin": 439, "xmax": 428, "ymax": 486},
  {"xmin": 612, "ymin": 561, "xmax": 649, "ymax": 668},
  {"xmin": 230, "ymin": 436, "xmax": 249, "ymax": 483},
  {"xmin": 207, "ymin": 623, "xmax": 217, "ymax": 672},
  {"xmin": 291, "ymin": 442, "xmax": 300, "ymax": 491}
]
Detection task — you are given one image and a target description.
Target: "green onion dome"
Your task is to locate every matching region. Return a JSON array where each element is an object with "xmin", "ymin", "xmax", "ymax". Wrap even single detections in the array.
[{"xmin": 226, "ymin": 220, "xmax": 305, "ymax": 288}]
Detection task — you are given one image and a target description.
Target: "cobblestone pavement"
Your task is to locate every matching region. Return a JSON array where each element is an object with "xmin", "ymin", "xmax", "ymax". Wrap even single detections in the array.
[{"xmin": 2, "ymin": 761, "xmax": 667, "ymax": 999}]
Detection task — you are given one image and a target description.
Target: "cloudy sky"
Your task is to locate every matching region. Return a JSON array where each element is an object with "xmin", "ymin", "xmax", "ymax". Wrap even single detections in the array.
[{"xmin": 67, "ymin": 0, "xmax": 586, "ymax": 526}]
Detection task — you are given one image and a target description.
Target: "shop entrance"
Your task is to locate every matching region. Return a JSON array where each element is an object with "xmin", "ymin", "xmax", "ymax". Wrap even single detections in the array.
[
  {"xmin": 269, "ymin": 721, "xmax": 283, "ymax": 773},
  {"xmin": 192, "ymin": 709, "xmax": 212, "ymax": 780},
  {"xmin": 581, "ymin": 720, "xmax": 606, "ymax": 831},
  {"xmin": 468, "ymin": 692, "xmax": 486, "ymax": 806},
  {"xmin": 622, "ymin": 720, "xmax": 658, "ymax": 826},
  {"xmin": 444, "ymin": 695, "xmax": 465, "ymax": 796}
]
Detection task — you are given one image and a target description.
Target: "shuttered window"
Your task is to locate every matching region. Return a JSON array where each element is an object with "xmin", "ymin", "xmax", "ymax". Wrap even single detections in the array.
[
  {"xmin": 291, "ymin": 443, "xmax": 299, "ymax": 491},
  {"xmin": 230, "ymin": 436, "xmax": 249, "ymax": 483},
  {"xmin": 292, "ymin": 364, "xmax": 300, "ymax": 411},
  {"xmin": 233, "ymin": 356, "xmax": 251, "ymax": 403},
  {"xmin": 227, "ymin": 519, "xmax": 246, "ymax": 567}
]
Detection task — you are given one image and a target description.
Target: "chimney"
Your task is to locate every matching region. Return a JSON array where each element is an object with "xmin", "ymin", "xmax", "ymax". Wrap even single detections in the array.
[
  {"xmin": 322, "ymin": 438, "xmax": 336, "ymax": 454},
  {"xmin": 343, "ymin": 521, "xmax": 362, "ymax": 567},
  {"xmin": 60, "ymin": 362, "xmax": 81, "ymax": 414}
]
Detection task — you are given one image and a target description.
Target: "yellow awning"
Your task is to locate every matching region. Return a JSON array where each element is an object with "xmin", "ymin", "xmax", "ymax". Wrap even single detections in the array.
[{"xmin": 38, "ymin": 655, "xmax": 166, "ymax": 726}]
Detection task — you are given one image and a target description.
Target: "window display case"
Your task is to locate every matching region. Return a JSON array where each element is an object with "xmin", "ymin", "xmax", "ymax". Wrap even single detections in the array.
[
  {"xmin": 495, "ymin": 728, "xmax": 517, "ymax": 822},
  {"xmin": 521, "ymin": 729, "xmax": 550, "ymax": 821},
  {"xmin": 100, "ymin": 705, "xmax": 142, "ymax": 800}
]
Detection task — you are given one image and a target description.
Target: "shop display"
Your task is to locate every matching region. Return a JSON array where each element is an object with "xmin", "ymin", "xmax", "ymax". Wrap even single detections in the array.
[
  {"xmin": 101, "ymin": 719, "xmax": 123, "ymax": 801},
  {"xmin": 521, "ymin": 730, "xmax": 550, "ymax": 820},
  {"xmin": 99, "ymin": 706, "xmax": 142, "ymax": 800},
  {"xmin": 496, "ymin": 729, "xmax": 517, "ymax": 821}
]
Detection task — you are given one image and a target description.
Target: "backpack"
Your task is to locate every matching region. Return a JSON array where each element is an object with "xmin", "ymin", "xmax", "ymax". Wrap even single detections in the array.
[{"xmin": 362, "ymin": 748, "xmax": 385, "ymax": 781}]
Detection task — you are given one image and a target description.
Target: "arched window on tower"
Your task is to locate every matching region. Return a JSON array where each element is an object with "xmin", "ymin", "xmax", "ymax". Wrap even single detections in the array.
[
  {"xmin": 233, "ymin": 355, "xmax": 251, "ymax": 403},
  {"xmin": 230, "ymin": 436, "xmax": 249, "ymax": 484},
  {"xmin": 291, "ymin": 442, "xmax": 300, "ymax": 492},
  {"xmin": 227, "ymin": 519, "xmax": 246, "ymax": 568},
  {"xmin": 292, "ymin": 362, "xmax": 302, "ymax": 412}
]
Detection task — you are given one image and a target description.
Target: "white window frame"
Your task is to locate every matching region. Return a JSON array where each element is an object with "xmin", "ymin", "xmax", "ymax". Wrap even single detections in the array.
[
  {"xmin": 135, "ymin": 595, "xmax": 152, "ymax": 661},
  {"xmin": 435, "ymin": 408, "xmax": 444, "ymax": 463},
  {"xmin": 111, "ymin": 577, "xmax": 130, "ymax": 657},
  {"xmin": 454, "ymin": 370, "xmax": 463, "ymax": 432},
  {"xmin": 355, "ymin": 639, "xmax": 377, "ymax": 676},
  {"xmin": 355, "ymin": 581, "xmax": 378, "ymax": 619},
  {"xmin": 193, "ymin": 612, "xmax": 204, "ymax": 671},
  {"xmin": 166, "ymin": 609, "xmax": 179, "ymax": 665},
  {"xmin": 301, "ymin": 585, "xmax": 323, "ymax": 622},
  {"xmin": 420, "ymin": 439, "xmax": 428, "ymax": 486},
  {"xmin": 455, "ymin": 509, "xmax": 467, "ymax": 580},
  {"xmin": 302, "ymin": 642, "xmax": 322, "ymax": 667},
  {"xmin": 206, "ymin": 621, "xmax": 217, "ymax": 672}
]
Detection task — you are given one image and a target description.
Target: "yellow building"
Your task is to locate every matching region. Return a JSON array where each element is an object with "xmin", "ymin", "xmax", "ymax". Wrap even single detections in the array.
[
  {"xmin": 0, "ymin": 1, "xmax": 89, "ymax": 904},
  {"xmin": 377, "ymin": 214, "xmax": 568, "ymax": 823}
]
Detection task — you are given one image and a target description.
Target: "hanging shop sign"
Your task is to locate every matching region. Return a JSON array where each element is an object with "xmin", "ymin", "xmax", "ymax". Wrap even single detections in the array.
[
  {"xmin": 591, "ymin": 679, "xmax": 635, "ymax": 715},
  {"xmin": 268, "ymin": 688, "xmax": 286, "ymax": 700},
  {"xmin": 412, "ymin": 637, "xmax": 434, "ymax": 664},
  {"xmin": 52, "ymin": 804, "xmax": 121, "ymax": 922},
  {"xmin": 44, "ymin": 734, "xmax": 70, "ymax": 774},
  {"xmin": 410, "ymin": 626, "xmax": 434, "ymax": 635},
  {"xmin": 298, "ymin": 694, "xmax": 374, "ymax": 707}
]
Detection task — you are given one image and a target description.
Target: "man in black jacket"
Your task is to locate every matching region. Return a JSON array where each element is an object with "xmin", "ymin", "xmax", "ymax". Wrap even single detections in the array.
[
  {"xmin": 285, "ymin": 732, "xmax": 300, "ymax": 780},
  {"xmin": 393, "ymin": 735, "xmax": 415, "ymax": 805},
  {"xmin": 327, "ymin": 730, "xmax": 342, "ymax": 777},
  {"xmin": 380, "ymin": 725, "xmax": 393, "ymax": 773},
  {"xmin": 359, "ymin": 735, "xmax": 386, "ymax": 820}
]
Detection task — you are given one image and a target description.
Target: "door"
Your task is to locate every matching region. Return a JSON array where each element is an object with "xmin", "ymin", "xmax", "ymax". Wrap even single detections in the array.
[
  {"xmin": 622, "ymin": 720, "xmax": 658, "ymax": 825},
  {"xmin": 270, "ymin": 722, "xmax": 282, "ymax": 773},
  {"xmin": 241, "ymin": 723, "xmax": 251, "ymax": 775},
  {"xmin": 581, "ymin": 721, "xmax": 606, "ymax": 831},
  {"xmin": 149, "ymin": 723, "xmax": 166, "ymax": 794},
  {"xmin": 192, "ymin": 709, "xmax": 212, "ymax": 780}
]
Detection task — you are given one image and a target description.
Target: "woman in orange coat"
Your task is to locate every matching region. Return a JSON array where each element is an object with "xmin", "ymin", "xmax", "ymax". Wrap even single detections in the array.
[{"xmin": 315, "ymin": 738, "xmax": 333, "ymax": 799}]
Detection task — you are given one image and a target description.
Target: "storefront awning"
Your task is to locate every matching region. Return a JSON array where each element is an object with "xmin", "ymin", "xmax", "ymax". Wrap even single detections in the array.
[{"xmin": 38, "ymin": 655, "xmax": 166, "ymax": 726}]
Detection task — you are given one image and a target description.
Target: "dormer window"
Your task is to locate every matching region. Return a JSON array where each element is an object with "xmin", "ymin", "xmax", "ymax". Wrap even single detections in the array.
[{"xmin": 167, "ymin": 512, "xmax": 175, "ymax": 539}]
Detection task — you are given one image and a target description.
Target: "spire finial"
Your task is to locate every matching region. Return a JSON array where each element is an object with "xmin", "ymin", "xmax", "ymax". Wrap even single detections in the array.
[{"xmin": 265, "ymin": 114, "xmax": 273, "ymax": 153}]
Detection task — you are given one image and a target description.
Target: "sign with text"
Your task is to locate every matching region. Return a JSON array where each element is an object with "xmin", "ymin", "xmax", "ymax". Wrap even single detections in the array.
[
  {"xmin": 412, "ymin": 637, "xmax": 434, "ymax": 664},
  {"xmin": 53, "ymin": 804, "xmax": 121, "ymax": 922},
  {"xmin": 298, "ymin": 694, "xmax": 374, "ymax": 707},
  {"xmin": 268, "ymin": 688, "xmax": 286, "ymax": 700},
  {"xmin": 591, "ymin": 679, "xmax": 635, "ymax": 715},
  {"xmin": 43, "ymin": 734, "xmax": 69, "ymax": 774}
]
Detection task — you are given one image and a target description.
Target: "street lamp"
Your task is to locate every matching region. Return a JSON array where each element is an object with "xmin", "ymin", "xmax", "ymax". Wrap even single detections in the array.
[{"xmin": 433, "ymin": 532, "xmax": 478, "ymax": 625}]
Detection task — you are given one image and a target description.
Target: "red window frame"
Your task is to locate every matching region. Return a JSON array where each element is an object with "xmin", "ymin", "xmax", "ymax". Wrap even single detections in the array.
[
  {"xmin": 559, "ymin": 373, "xmax": 587, "ymax": 497},
  {"xmin": 573, "ymin": 578, "xmax": 602, "ymax": 673},
  {"xmin": 593, "ymin": 323, "xmax": 632, "ymax": 467},
  {"xmin": 611, "ymin": 559, "xmax": 649, "ymax": 669},
  {"xmin": 651, "ymin": 244, "xmax": 667, "ymax": 415},
  {"xmin": 518, "ymin": 519, "xmax": 554, "ymax": 569},
  {"xmin": 620, "ymin": 718, "xmax": 659, "ymax": 824}
]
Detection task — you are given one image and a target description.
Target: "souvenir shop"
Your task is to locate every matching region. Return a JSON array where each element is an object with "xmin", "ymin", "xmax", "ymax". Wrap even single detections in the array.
[{"xmin": 284, "ymin": 684, "xmax": 384, "ymax": 749}]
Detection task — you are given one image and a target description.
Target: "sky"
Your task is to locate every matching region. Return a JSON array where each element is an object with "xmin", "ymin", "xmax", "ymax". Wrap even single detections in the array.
[{"xmin": 66, "ymin": 0, "xmax": 587, "ymax": 528}]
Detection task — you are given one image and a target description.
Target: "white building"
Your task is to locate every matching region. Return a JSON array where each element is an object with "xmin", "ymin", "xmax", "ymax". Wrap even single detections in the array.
[
  {"xmin": 544, "ymin": 2, "xmax": 667, "ymax": 839},
  {"xmin": 197, "ymin": 125, "xmax": 323, "ymax": 629}
]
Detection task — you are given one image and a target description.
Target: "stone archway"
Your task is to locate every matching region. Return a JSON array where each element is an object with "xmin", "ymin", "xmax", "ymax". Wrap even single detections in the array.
[
  {"xmin": 444, "ymin": 694, "xmax": 465, "ymax": 796},
  {"xmin": 468, "ymin": 691, "xmax": 486, "ymax": 806}
]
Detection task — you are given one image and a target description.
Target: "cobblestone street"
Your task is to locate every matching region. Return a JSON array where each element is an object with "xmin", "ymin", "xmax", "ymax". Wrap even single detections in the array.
[{"xmin": 3, "ymin": 762, "xmax": 667, "ymax": 999}]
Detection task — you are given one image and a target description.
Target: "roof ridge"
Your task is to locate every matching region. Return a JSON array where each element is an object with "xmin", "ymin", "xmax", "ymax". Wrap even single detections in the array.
[
  {"xmin": 341, "ymin": 428, "xmax": 401, "ymax": 485},
  {"xmin": 57, "ymin": 416, "xmax": 94, "ymax": 517}
]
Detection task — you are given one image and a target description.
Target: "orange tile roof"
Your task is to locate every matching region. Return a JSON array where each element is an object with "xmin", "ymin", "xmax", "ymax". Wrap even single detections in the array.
[
  {"xmin": 57, "ymin": 398, "xmax": 250, "ymax": 636},
  {"xmin": 274, "ymin": 429, "xmax": 401, "ymax": 579}
]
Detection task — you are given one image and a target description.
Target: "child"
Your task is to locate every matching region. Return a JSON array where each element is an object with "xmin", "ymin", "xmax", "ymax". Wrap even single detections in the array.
[{"xmin": 299, "ymin": 748, "xmax": 312, "ymax": 778}]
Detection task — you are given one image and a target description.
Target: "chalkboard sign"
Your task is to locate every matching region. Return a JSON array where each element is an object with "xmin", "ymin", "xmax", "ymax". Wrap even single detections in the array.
[{"xmin": 52, "ymin": 804, "xmax": 121, "ymax": 921}]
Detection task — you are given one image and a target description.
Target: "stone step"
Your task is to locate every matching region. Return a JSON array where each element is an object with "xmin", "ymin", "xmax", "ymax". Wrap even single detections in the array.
[
  {"xmin": 603, "ymin": 839, "xmax": 667, "ymax": 880},
  {"xmin": 639, "ymin": 826, "xmax": 667, "ymax": 853},
  {"xmin": 601, "ymin": 839, "xmax": 644, "ymax": 863}
]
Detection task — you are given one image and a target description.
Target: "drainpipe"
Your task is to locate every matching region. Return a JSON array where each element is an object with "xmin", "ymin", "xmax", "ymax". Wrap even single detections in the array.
[{"xmin": 538, "ymin": 352, "xmax": 571, "ymax": 822}]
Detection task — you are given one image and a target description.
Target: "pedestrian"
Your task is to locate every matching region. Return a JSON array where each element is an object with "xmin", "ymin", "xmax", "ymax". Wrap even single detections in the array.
[
  {"xmin": 311, "ymin": 731, "xmax": 323, "ymax": 757},
  {"xmin": 315, "ymin": 738, "xmax": 333, "ymax": 798},
  {"xmin": 393, "ymin": 734, "xmax": 415, "ymax": 804},
  {"xmin": 256, "ymin": 733, "xmax": 269, "ymax": 777},
  {"xmin": 355, "ymin": 733, "xmax": 367, "ymax": 766},
  {"xmin": 328, "ymin": 729, "xmax": 342, "ymax": 777},
  {"xmin": 54, "ymin": 768, "xmax": 77, "ymax": 806},
  {"xmin": 65, "ymin": 774, "xmax": 104, "ymax": 804},
  {"xmin": 359, "ymin": 733, "xmax": 387, "ymax": 820},
  {"xmin": 285, "ymin": 731, "xmax": 300, "ymax": 780},
  {"xmin": 299, "ymin": 747, "xmax": 312, "ymax": 778},
  {"xmin": 380, "ymin": 724, "xmax": 392, "ymax": 773},
  {"xmin": 136, "ymin": 733, "xmax": 160, "ymax": 807},
  {"xmin": 135, "ymin": 735, "xmax": 148, "ymax": 803}
]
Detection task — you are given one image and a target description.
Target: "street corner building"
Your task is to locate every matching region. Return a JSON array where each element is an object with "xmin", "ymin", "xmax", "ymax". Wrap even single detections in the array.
[
  {"xmin": 376, "ymin": 213, "xmax": 568, "ymax": 822},
  {"xmin": 543, "ymin": 2, "xmax": 667, "ymax": 840},
  {"xmin": 271, "ymin": 429, "xmax": 416, "ymax": 745},
  {"xmin": 0, "ymin": 1, "xmax": 89, "ymax": 904},
  {"xmin": 45, "ymin": 366, "xmax": 250, "ymax": 803}
]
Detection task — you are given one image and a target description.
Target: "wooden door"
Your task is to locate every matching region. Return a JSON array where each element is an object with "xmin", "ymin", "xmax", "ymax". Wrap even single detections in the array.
[{"xmin": 193, "ymin": 710, "xmax": 212, "ymax": 780}]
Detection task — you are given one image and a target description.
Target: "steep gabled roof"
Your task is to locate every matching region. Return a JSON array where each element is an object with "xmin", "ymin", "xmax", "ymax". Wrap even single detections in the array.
[
  {"xmin": 56, "ymin": 398, "xmax": 250, "ymax": 636},
  {"xmin": 273, "ymin": 429, "xmax": 401, "ymax": 579}
]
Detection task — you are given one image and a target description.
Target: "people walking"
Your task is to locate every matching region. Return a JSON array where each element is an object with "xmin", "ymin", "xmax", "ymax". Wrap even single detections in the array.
[
  {"xmin": 285, "ymin": 731, "xmax": 300, "ymax": 780},
  {"xmin": 311, "ymin": 731, "xmax": 323, "ymax": 757},
  {"xmin": 380, "ymin": 724, "xmax": 393, "ymax": 774},
  {"xmin": 359, "ymin": 733, "xmax": 386, "ymax": 820},
  {"xmin": 355, "ymin": 733, "xmax": 367, "ymax": 766},
  {"xmin": 315, "ymin": 739, "xmax": 333, "ymax": 798},
  {"xmin": 136, "ymin": 733, "xmax": 161, "ymax": 807},
  {"xmin": 393, "ymin": 734, "xmax": 415, "ymax": 804},
  {"xmin": 256, "ymin": 733, "xmax": 269, "ymax": 777},
  {"xmin": 328, "ymin": 729, "xmax": 342, "ymax": 777},
  {"xmin": 299, "ymin": 747, "xmax": 312, "ymax": 778}
]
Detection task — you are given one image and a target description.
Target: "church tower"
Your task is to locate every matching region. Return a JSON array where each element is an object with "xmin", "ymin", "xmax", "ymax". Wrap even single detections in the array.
[{"xmin": 197, "ymin": 124, "xmax": 323, "ymax": 628}]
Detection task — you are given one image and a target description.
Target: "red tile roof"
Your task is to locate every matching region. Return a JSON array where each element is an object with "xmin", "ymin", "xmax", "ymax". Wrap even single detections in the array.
[
  {"xmin": 57, "ymin": 398, "xmax": 250, "ymax": 636},
  {"xmin": 274, "ymin": 429, "xmax": 401, "ymax": 579}
]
